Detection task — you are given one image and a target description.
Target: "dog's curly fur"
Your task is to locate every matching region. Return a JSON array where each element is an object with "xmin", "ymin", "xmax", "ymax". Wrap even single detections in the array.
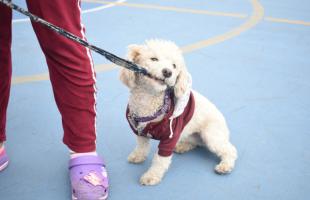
[{"xmin": 120, "ymin": 39, "xmax": 237, "ymax": 185}]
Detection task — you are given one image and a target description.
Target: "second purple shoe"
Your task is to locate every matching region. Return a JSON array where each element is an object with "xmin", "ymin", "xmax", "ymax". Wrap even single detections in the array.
[{"xmin": 0, "ymin": 147, "xmax": 9, "ymax": 172}]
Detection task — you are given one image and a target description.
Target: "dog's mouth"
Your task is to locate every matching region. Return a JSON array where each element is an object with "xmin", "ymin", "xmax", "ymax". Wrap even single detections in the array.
[
  {"xmin": 152, "ymin": 76, "xmax": 166, "ymax": 85},
  {"xmin": 143, "ymin": 72, "xmax": 166, "ymax": 85},
  {"xmin": 138, "ymin": 72, "xmax": 167, "ymax": 86}
]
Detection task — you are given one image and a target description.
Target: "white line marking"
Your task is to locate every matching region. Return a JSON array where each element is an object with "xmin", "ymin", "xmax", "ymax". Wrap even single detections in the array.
[
  {"xmin": 12, "ymin": 0, "xmax": 126, "ymax": 24},
  {"xmin": 12, "ymin": 18, "xmax": 30, "ymax": 23},
  {"xmin": 82, "ymin": 0, "xmax": 126, "ymax": 13}
]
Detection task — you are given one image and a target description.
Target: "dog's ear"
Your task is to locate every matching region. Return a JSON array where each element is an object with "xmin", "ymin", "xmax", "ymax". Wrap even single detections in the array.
[
  {"xmin": 119, "ymin": 68, "xmax": 136, "ymax": 89},
  {"xmin": 127, "ymin": 44, "xmax": 144, "ymax": 63},
  {"xmin": 174, "ymin": 69, "xmax": 190, "ymax": 98},
  {"xmin": 119, "ymin": 44, "xmax": 144, "ymax": 88}
]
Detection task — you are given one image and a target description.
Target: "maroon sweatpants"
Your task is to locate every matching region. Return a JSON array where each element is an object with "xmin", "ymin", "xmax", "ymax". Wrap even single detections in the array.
[{"xmin": 0, "ymin": 0, "xmax": 97, "ymax": 153}]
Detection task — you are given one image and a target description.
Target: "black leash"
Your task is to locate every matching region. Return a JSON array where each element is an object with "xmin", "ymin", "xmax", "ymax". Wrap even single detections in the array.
[{"xmin": 0, "ymin": 0, "xmax": 159, "ymax": 80}]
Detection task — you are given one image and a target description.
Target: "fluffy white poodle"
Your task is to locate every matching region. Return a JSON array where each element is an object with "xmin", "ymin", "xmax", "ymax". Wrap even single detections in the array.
[{"xmin": 119, "ymin": 39, "xmax": 237, "ymax": 185}]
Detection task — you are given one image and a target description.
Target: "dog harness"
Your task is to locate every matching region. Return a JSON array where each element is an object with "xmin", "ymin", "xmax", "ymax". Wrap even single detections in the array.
[{"xmin": 126, "ymin": 75, "xmax": 195, "ymax": 157}]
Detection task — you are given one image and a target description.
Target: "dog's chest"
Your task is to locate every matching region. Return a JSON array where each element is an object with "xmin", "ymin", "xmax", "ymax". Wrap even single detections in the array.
[
  {"xmin": 128, "ymin": 91, "xmax": 164, "ymax": 117},
  {"xmin": 126, "ymin": 91, "xmax": 195, "ymax": 145},
  {"xmin": 127, "ymin": 112, "xmax": 171, "ymax": 140}
]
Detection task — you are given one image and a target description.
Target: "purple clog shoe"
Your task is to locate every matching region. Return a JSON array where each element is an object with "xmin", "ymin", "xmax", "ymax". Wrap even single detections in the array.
[{"xmin": 69, "ymin": 155, "xmax": 109, "ymax": 200}]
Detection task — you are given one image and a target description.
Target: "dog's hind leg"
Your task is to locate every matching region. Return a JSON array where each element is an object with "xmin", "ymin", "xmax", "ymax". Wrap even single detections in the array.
[
  {"xmin": 174, "ymin": 134, "xmax": 200, "ymax": 154},
  {"xmin": 200, "ymin": 122, "xmax": 237, "ymax": 174},
  {"xmin": 128, "ymin": 136, "xmax": 150, "ymax": 164}
]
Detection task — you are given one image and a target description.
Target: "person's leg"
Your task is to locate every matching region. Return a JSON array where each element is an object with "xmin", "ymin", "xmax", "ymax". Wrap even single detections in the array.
[
  {"xmin": 0, "ymin": 1, "xmax": 12, "ymax": 146},
  {"xmin": 0, "ymin": 3, "xmax": 12, "ymax": 171},
  {"xmin": 26, "ymin": 0, "xmax": 108, "ymax": 199},
  {"xmin": 26, "ymin": 0, "xmax": 97, "ymax": 153}
]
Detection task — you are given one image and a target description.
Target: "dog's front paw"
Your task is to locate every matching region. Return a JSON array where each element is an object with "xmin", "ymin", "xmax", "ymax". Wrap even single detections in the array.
[
  {"xmin": 215, "ymin": 161, "xmax": 234, "ymax": 174},
  {"xmin": 140, "ymin": 172, "xmax": 161, "ymax": 186},
  {"xmin": 128, "ymin": 151, "xmax": 147, "ymax": 164}
]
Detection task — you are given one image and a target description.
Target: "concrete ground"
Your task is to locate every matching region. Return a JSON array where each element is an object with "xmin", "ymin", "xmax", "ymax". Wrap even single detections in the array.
[{"xmin": 0, "ymin": 0, "xmax": 309, "ymax": 199}]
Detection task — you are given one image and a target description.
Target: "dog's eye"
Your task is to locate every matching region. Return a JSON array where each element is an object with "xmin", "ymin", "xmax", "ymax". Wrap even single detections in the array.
[
  {"xmin": 173, "ymin": 64, "xmax": 177, "ymax": 69},
  {"xmin": 150, "ymin": 57, "xmax": 158, "ymax": 62}
]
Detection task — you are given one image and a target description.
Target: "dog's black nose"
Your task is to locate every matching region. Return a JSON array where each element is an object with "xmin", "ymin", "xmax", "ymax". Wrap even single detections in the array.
[{"xmin": 162, "ymin": 68, "xmax": 172, "ymax": 78}]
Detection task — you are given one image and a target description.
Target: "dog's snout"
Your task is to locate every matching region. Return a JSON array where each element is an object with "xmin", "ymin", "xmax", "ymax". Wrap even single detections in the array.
[{"xmin": 162, "ymin": 68, "xmax": 172, "ymax": 78}]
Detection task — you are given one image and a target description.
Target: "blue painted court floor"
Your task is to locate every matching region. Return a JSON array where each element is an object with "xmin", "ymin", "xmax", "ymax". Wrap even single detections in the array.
[{"xmin": 0, "ymin": 0, "xmax": 309, "ymax": 200}]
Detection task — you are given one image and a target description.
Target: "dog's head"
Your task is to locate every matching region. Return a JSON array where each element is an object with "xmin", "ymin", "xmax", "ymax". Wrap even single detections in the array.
[{"xmin": 119, "ymin": 39, "xmax": 190, "ymax": 98}]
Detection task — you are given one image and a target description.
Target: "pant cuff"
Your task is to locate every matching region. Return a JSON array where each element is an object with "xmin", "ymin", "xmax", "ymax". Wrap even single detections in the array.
[{"xmin": 63, "ymin": 138, "xmax": 96, "ymax": 153}]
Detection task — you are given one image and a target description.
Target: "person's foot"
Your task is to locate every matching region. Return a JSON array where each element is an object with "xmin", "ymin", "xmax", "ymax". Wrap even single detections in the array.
[
  {"xmin": 0, "ymin": 145, "xmax": 9, "ymax": 172},
  {"xmin": 69, "ymin": 155, "xmax": 109, "ymax": 200}
]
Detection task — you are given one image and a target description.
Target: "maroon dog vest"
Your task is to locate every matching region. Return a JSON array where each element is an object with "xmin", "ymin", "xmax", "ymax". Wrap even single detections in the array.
[{"xmin": 126, "ymin": 92, "xmax": 195, "ymax": 157}]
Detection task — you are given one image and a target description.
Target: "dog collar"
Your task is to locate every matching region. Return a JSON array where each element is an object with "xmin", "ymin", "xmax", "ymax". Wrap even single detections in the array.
[{"xmin": 131, "ymin": 89, "xmax": 172, "ymax": 124}]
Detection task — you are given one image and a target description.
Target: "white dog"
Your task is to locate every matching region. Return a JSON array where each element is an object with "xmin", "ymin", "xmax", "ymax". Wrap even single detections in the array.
[{"xmin": 119, "ymin": 39, "xmax": 237, "ymax": 185}]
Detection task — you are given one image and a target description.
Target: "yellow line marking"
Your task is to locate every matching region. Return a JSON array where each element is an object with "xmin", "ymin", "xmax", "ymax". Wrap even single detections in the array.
[
  {"xmin": 12, "ymin": 73, "xmax": 50, "ymax": 85},
  {"xmin": 265, "ymin": 17, "xmax": 310, "ymax": 26},
  {"xmin": 83, "ymin": 0, "xmax": 247, "ymax": 18},
  {"xmin": 12, "ymin": 0, "xmax": 264, "ymax": 86},
  {"xmin": 15, "ymin": 1, "xmax": 309, "ymax": 85},
  {"xmin": 84, "ymin": 0, "xmax": 310, "ymax": 26},
  {"xmin": 11, "ymin": 0, "xmax": 263, "ymax": 85},
  {"xmin": 11, "ymin": 64, "xmax": 115, "ymax": 85},
  {"xmin": 181, "ymin": 0, "xmax": 264, "ymax": 53},
  {"xmin": 95, "ymin": 63, "xmax": 116, "ymax": 72}
]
